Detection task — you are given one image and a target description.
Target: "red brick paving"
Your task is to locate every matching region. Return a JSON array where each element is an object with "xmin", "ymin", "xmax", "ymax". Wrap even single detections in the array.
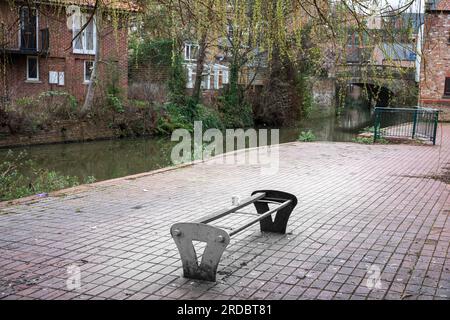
[{"xmin": 0, "ymin": 124, "xmax": 449, "ymax": 300}]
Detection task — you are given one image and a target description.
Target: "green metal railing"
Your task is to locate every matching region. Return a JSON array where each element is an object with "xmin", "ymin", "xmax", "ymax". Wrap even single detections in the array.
[{"xmin": 374, "ymin": 107, "xmax": 439, "ymax": 145}]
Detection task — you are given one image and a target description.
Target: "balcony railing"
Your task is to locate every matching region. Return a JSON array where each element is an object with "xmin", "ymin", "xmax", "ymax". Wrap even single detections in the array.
[{"xmin": 1, "ymin": 27, "xmax": 49, "ymax": 55}]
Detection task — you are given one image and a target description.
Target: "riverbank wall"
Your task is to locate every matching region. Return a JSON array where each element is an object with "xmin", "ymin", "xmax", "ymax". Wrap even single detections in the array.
[{"xmin": 0, "ymin": 120, "xmax": 134, "ymax": 149}]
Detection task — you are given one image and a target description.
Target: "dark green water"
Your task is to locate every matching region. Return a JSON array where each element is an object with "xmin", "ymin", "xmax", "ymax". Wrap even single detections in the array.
[{"xmin": 0, "ymin": 106, "xmax": 372, "ymax": 182}]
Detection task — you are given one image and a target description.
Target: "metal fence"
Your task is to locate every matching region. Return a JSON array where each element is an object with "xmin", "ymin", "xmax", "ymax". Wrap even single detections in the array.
[{"xmin": 374, "ymin": 107, "xmax": 439, "ymax": 145}]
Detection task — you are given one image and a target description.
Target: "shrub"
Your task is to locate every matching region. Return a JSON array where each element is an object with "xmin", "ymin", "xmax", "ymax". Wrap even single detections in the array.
[
  {"xmin": 195, "ymin": 104, "xmax": 223, "ymax": 130},
  {"xmin": 360, "ymin": 126, "xmax": 375, "ymax": 133},
  {"xmin": 2, "ymin": 91, "xmax": 79, "ymax": 134},
  {"xmin": 107, "ymin": 94, "xmax": 124, "ymax": 113},
  {"xmin": 155, "ymin": 103, "xmax": 193, "ymax": 135},
  {"xmin": 296, "ymin": 74, "xmax": 315, "ymax": 119},
  {"xmin": 298, "ymin": 130, "xmax": 316, "ymax": 142},
  {"xmin": 219, "ymin": 96, "xmax": 254, "ymax": 128},
  {"xmin": 155, "ymin": 98, "xmax": 224, "ymax": 135}
]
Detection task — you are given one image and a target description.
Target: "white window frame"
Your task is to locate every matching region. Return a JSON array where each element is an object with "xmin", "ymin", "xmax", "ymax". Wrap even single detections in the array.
[
  {"xmin": 223, "ymin": 68, "xmax": 229, "ymax": 85},
  {"xmin": 84, "ymin": 60, "xmax": 94, "ymax": 83},
  {"xmin": 26, "ymin": 56, "xmax": 39, "ymax": 81},
  {"xmin": 213, "ymin": 65, "xmax": 228, "ymax": 89},
  {"xmin": 184, "ymin": 42, "xmax": 199, "ymax": 61},
  {"xmin": 186, "ymin": 63, "xmax": 212, "ymax": 89},
  {"xmin": 214, "ymin": 66, "xmax": 220, "ymax": 89},
  {"xmin": 73, "ymin": 13, "xmax": 96, "ymax": 55}
]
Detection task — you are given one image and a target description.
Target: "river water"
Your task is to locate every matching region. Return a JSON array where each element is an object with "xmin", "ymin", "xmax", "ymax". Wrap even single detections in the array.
[{"xmin": 0, "ymin": 105, "xmax": 372, "ymax": 182}]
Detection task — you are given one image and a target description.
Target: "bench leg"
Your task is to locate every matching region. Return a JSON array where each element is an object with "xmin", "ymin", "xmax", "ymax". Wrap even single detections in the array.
[
  {"xmin": 252, "ymin": 190, "xmax": 298, "ymax": 234},
  {"xmin": 170, "ymin": 222, "xmax": 230, "ymax": 282}
]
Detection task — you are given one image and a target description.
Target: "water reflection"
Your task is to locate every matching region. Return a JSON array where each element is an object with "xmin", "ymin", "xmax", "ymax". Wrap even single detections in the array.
[{"xmin": 280, "ymin": 105, "xmax": 372, "ymax": 143}]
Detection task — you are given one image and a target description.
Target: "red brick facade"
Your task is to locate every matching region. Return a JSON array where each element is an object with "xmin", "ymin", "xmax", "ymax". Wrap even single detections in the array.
[
  {"xmin": 419, "ymin": 3, "xmax": 450, "ymax": 120},
  {"xmin": 0, "ymin": 1, "xmax": 129, "ymax": 103}
]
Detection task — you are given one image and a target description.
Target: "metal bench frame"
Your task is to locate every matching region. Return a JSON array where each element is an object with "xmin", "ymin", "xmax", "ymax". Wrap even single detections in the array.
[{"xmin": 170, "ymin": 190, "xmax": 298, "ymax": 281}]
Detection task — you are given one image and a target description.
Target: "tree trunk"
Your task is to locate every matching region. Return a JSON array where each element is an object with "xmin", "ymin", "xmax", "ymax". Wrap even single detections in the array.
[
  {"xmin": 192, "ymin": 31, "xmax": 208, "ymax": 104},
  {"xmin": 80, "ymin": 14, "xmax": 102, "ymax": 116}
]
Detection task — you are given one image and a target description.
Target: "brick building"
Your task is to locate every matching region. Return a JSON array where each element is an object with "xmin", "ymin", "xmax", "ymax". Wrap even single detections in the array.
[
  {"xmin": 419, "ymin": 0, "xmax": 450, "ymax": 120},
  {"xmin": 0, "ymin": 0, "xmax": 135, "ymax": 104}
]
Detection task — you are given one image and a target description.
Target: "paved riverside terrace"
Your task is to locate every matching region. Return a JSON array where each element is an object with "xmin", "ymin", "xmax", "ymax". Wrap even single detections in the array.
[{"xmin": 0, "ymin": 125, "xmax": 449, "ymax": 300}]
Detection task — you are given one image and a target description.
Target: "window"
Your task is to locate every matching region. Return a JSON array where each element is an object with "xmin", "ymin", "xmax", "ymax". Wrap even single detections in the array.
[
  {"xmin": 186, "ymin": 64, "xmax": 213, "ymax": 89},
  {"xmin": 184, "ymin": 43, "xmax": 199, "ymax": 61},
  {"xmin": 347, "ymin": 33, "xmax": 353, "ymax": 46},
  {"xmin": 73, "ymin": 14, "xmax": 96, "ymax": 54},
  {"xmin": 223, "ymin": 69, "xmax": 229, "ymax": 85},
  {"xmin": 214, "ymin": 68, "xmax": 222, "ymax": 89},
  {"xmin": 26, "ymin": 56, "xmax": 39, "ymax": 80},
  {"xmin": 445, "ymin": 78, "xmax": 450, "ymax": 97},
  {"xmin": 186, "ymin": 65, "xmax": 195, "ymax": 88},
  {"xmin": 20, "ymin": 6, "xmax": 38, "ymax": 50},
  {"xmin": 201, "ymin": 68, "xmax": 211, "ymax": 90},
  {"xmin": 213, "ymin": 66, "xmax": 228, "ymax": 89},
  {"xmin": 84, "ymin": 60, "xmax": 94, "ymax": 83}
]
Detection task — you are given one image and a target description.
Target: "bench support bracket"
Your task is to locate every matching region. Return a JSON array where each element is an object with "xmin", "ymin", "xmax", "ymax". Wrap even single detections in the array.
[
  {"xmin": 171, "ymin": 222, "xmax": 230, "ymax": 282},
  {"xmin": 252, "ymin": 190, "xmax": 298, "ymax": 234}
]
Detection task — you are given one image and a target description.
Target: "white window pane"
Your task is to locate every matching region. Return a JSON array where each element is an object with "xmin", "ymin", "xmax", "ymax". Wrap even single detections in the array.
[
  {"xmin": 214, "ymin": 68, "xmax": 219, "ymax": 89},
  {"xmin": 223, "ymin": 70, "xmax": 229, "ymax": 84},
  {"xmin": 73, "ymin": 14, "xmax": 83, "ymax": 50},
  {"xmin": 185, "ymin": 45, "xmax": 190, "ymax": 60},
  {"xmin": 74, "ymin": 28, "xmax": 83, "ymax": 50},
  {"xmin": 85, "ymin": 61, "xmax": 94, "ymax": 82},
  {"xmin": 73, "ymin": 14, "xmax": 95, "ymax": 53},
  {"xmin": 85, "ymin": 20, "xmax": 94, "ymax": 51},
  {"xmin": 191, "ymin": 46, "xmax": 198, "ymax": 60}
]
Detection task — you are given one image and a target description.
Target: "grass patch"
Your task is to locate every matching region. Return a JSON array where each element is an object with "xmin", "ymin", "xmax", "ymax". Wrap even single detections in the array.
[{"xmin": 352, "ymin": 137, "xmax": 389, "ymax": 144}]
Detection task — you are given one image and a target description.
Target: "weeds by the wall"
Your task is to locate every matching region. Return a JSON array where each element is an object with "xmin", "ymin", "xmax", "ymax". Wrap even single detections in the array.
[
  {"xmin": 0, "ymin": 150, "xmax": 95, "ymax": 202},
  {"xmin": 298, "ymin": 130, "xmax": 316, "ymax": 142}
]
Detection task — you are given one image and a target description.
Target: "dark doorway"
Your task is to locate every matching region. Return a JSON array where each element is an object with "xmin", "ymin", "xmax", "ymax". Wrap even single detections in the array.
[{"xmin": 20, "ymin": 7, "xmax": 37, "ymax": 50}]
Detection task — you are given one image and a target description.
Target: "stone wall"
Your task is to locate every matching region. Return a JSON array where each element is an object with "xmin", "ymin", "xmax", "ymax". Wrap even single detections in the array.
[
  {"xmin": 312, "ymin": 78, "xmax": 336, "ymax": 117},
  {"xmin": 0, "ymin": 120, "xmax": 119, "ymax": 148}
]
